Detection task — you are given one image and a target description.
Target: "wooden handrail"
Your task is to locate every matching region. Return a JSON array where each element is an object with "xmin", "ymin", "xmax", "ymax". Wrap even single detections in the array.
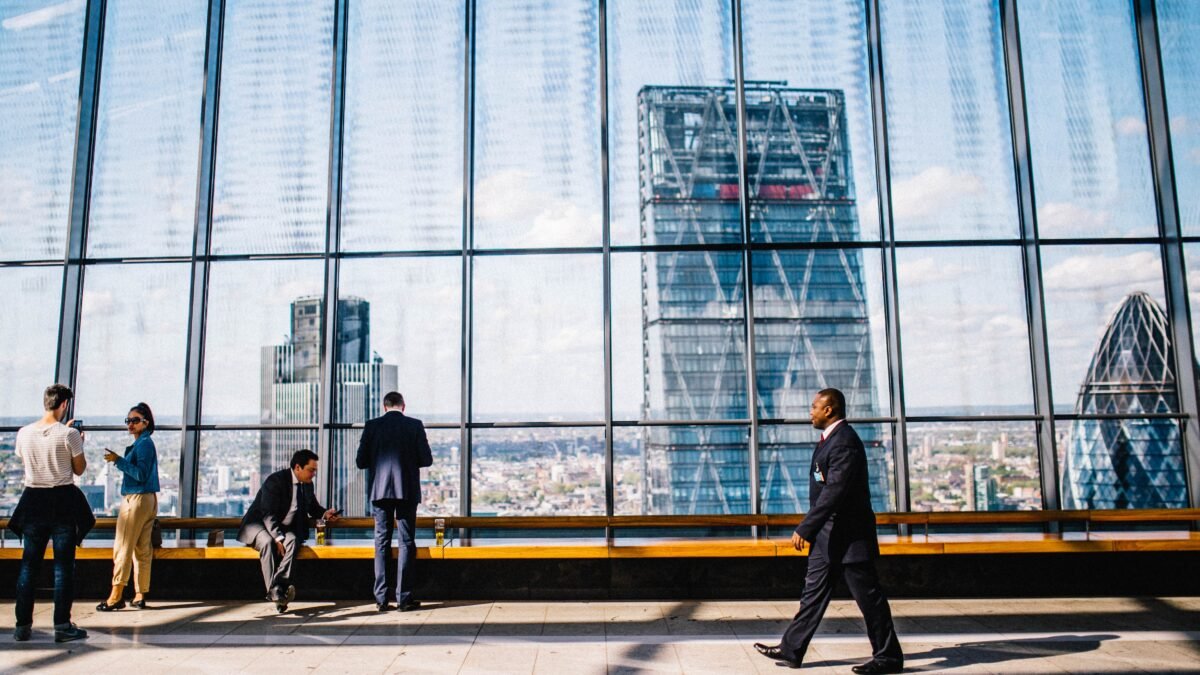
[{"xmin": 1, "ymin": 508, "xmax": 1196, "ymax": 535}]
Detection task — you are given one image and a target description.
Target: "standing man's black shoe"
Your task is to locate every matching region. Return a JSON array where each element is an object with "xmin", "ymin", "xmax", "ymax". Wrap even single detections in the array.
[
  {"xmin": 397, "ymin": 600, "xmax": 422, "ymax": 612},
  {"xmin": 753, "ymin": 643, "xmax": 801, "ymax": 668},
  {"xmin": 852, "ymin": 660, "xmax": 903, "ymax": 674},
  {"xmin": 376, "ymin": 602, "xmax": 392, "ymax": 612}
]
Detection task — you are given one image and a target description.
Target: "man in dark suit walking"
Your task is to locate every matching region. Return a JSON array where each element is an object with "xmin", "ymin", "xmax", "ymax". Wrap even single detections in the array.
[
  {"xmin": 755, "ymin": 388, "xmax": 904, "ymax": 673},
  {"xmin": 356, "ymin": 391, "xmax": 433, "ymax": 612},
  {"xmin": 238, "ymin": 449, "xmax": 339, "ymax": 613}
]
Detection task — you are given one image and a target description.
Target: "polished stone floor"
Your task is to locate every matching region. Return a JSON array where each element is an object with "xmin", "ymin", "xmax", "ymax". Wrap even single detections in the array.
[{"xmin": 2, "ymin": 596, "xmax": 1197, "ymax": 673}]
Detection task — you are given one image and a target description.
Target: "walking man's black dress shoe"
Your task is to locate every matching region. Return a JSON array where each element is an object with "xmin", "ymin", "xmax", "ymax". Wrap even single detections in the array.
[
  {"xmin": 753, "ymin": 643, "xmax": 802, "ymax": 668},
  {"xmin": 398, "ymin": 600, "xmax": 422, "ymax": 612},
  {"xmin": 851, "ymin": 660, "xmax": 904, "ymax": 674},
  {"xmin": 376, "ymin": 602, "xmax": 392, "ymax": 612}
]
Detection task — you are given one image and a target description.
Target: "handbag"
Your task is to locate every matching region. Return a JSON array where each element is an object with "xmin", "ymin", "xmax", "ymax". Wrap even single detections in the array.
[{"xmin": 151, "ymin": 518, "xmax": 163, "ymax": 548}]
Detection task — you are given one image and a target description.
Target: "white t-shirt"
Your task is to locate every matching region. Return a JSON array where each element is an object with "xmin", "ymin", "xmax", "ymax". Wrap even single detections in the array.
[{"xmin": 15, "ymin": 421, "xmax": 84, "ymax": 488}]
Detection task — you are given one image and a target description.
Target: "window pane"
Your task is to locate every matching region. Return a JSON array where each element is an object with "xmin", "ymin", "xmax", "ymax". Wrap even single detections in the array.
[
  {"xmin": 0, "ymin": 266, "xmax": 60, "ymax": 420},
  {"xmin": 1158, "ymin": 0, "xmax": 1200, "ymax": 237},
  {"xmin": 907, "ymin": 422, "xmax": 1040, "ymax": 511},
  {"xmin": 880, "ymin": 0, "xmax": 1019, "ymax": 240},
  {"xmin": 607, "ymin": 0, "xmax": 735, "ymax": 246},
  {"xmin": 742, "ymin": 0, "xmax": 879, "ymax": 243},
  {"xmin": 341, "ymin": 0, "xmax": 464, "ymax": 252},
  {"xmin": 1059, "ymin": 416, "xmax": 1186, "ymax": 509},
  {"xmin": 897, "ymin": 247, "xmax": 1033, "ymax": 414},
  {"xmin": 472, "ymin": 254, "xmax": 602, "ymax": 422},
  {"xmin": 1018, "ymin": 0, "xmax": 1157, "ymax": 238},
  {"xmin": 87, "ymin": 0, "xmax": 207, "ymax": 257},
  {"xmin": 472, "ymin": 427, "xmax": 604, "ymax": 516},
  {"xmin": 760, "ymin": 422, "xmax": 895, "ymax": 513},
  {"xmin": 613, "ymin": 251, "xmax": 747, "ymax": 422},
  {"xmin": 0, "ymin": 1, "xmax": 86, "ymax": 261},
  {"xmin": 198, "ymin": 429, "xmax": 316, "ymax": 516},
  {"xmin": 201, "ymin": 260, "xmax": 325, "ymax": 435},
  {"xmin": 74, "ymin": 263, "xmax": 190, "ymax": 424},
  {"xmin": 1, "ymin": 432, "xmax": 19, "ymax": 515},
  {"xmin": 332, "ymin": 428, "xmax": 460, "ymax": 517},
  {"xmin": 336, "ymin": 257, "xmax": 461, "ymax": 423},
  {"xmin": 77, "ymin": 430, "xmax": 182, "ymax": 516},
  {"xmin": 754, "ymin": 248, "xmax": 890, "ymax": 419},
  {"xmin": 473, "ymin": 0, "xmax": 601, "ymax": 248},
  {"xmin": 210, "ymin": 0, "xmax": 333, "ymax": 255},
  {"xmin": 1041, "ymin": 245, "xmax": 1170, "ymax": 413},
  {"xmin": 614, "ymin": 424, "xmax": 749, "ymax": 515},
  {"xmin": 1185, "ymin": 244, "xmax": 1200, "ymax": 359}
]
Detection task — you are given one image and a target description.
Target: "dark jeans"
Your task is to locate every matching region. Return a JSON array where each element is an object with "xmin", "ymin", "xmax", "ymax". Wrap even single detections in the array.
[
  {"xmin": 15, "ymin": 520, "xmax": 76, "ymax": 627},
  {"xmin": 372, "ymin": 499, "xmax": 418, "ymax": 605}
]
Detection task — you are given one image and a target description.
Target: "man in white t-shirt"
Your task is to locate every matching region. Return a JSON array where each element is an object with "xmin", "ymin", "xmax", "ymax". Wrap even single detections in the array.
[{"xmin": 11, "ymin": 384, "xmax": 89, "ymax": 643}]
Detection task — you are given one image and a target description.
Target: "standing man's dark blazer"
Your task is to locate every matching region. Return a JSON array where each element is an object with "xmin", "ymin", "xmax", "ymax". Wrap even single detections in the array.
[
  {"xmin": 795, "ymin": 420, "xmax": 879, "ymax": 564},
  {"xmin": 355, "ymin": 411, "xmax": 433, "ymax": 503},
  {"xmin": 237, "ymin": 468, "xmax": 326, "ymax": 545}
]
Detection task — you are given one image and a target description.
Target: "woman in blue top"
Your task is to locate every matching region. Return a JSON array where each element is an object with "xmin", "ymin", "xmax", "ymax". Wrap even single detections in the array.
[{"xmin": 97, "ymin": 402, "xmax": 160, "ymax": 611}]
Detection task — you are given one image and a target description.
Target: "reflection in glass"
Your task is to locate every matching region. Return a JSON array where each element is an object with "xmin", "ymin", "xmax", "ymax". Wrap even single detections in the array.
[
  {"xmin": 74, "ymin": 264, "xmax": 190, "ymax": 424},
  {"xmin": 197, "ymin": 430, "xmax": 317, "ymax": 517},
  {"xmin": 341, "ymin": 0, "xmax": 464, "ymax": 252},
  {"xmin": 614, "ymin": 425, "xmax": 750, "ymax": 515},
  {"xmin": 607, "ymin": 0, "xmax": 734, "ymax": 246},
  {"xmin": 0, "ymin": 267, "xmax": 61, "ymax": 420},
  {"xmin": 201, "ymin": 260, "xmax": 325, "ymax": 439},
  {"xmin": 472, "ymin": 427, "xmax": 603, "ymax": 516},
  {"xmin": 1158, "ymin": 0, "xmax": 1200, "ymax": 236},
  {"xmin": 473, "ymin": 0, "xmax": 601, "ymax": 248},
  {"xmin": 1056, "ymin": 290, "xmax": 1188, "ymax": 509},
  {"xmin": 0, "ymin": 432, "xmax": 19, "ymax": 516},
  {"xmin": 332, "ymin": 428, "xmax": 460, "ymax": 518},
  {"xmin": 907, "ymin": 422, "xmax": 1040, "ymax": 512},
  {"xmin": 742, "ymin": 0, "xmax": 879, "ymax": 243},
  {"xmin": 210, "ymin": 0, "xmax": 333, "ymax": 254},
  {"xmin": 472, "ymin": 255, "xmax": 603, "ymax": 422},
  {"xmin": 1041, "ymin": 245, "xmax": 1169, "ymax": 411},
  {"xmin": 1019, "ymin": 0, "xmax": 1156, "ymax": 238},
  {"xmin": 880, "ymin": 0, "xmax": 1019, "ymax": 240},
  {"xmin": 760, "ymin": 423, "xmax": 894, "ymax": 513},
  {"xmin": 87, "ymin": 0, "xmax": 207, "ymax": 257},
  {"xmin": 754, "ymin": 248, "xmax": 888, "ymax": 419},
  {"xmin": 0, "ymin": 1, "xmax": 86, "ymax": 260},
  {"xmin": 896, "ymin": 247, "xmax": 1033, "ymax": 414},
  {"xmin": 77, "ymin": 430, "xmax": 182, "ymax": 516},
  {"xmin": 337, "ymin": 257, "xmax": 461, "ymax": 423}
]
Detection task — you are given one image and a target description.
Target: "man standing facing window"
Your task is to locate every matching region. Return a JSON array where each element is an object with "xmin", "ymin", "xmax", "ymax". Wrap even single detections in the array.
[
  {"xmin": 357, "ymin": 391, "xmax": 433, "ymax": 612},
  {"xmin": 9, "ymin": 384, "xmax": 92, "ymax": 643}
]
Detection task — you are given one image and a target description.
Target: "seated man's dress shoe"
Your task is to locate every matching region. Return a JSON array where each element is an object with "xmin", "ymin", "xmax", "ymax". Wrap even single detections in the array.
[
  {"xmin": 752, "ymin": 643, "xmax": 802, "ymax": 668},
  {"xmin": 851, "ymin": 660, "xmax": 904, "ymax": 674}
]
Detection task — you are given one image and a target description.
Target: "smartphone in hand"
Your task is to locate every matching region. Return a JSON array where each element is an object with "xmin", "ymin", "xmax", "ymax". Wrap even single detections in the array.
[{"xmin": 70, "ymin": 420, "xmax": 83, "ymax": 431}]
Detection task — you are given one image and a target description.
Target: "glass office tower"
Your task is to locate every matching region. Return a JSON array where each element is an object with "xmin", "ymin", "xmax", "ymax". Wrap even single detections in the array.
[
  {"xmin": 261, "ymin": 296, "xmax": 397, "ymax": 515},
  {"xmin": 638, "ymin": 85, "xmax": 889, "ymax": 514},
  {"xmin": 1061, "ymin": 292, "xmax": 1189, "ymax": 509}
]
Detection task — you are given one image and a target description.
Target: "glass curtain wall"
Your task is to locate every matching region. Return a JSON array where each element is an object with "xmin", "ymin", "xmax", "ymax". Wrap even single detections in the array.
[{"xmin": 2, "ymin": 0, "xmax": 1197, "ymax": 520}]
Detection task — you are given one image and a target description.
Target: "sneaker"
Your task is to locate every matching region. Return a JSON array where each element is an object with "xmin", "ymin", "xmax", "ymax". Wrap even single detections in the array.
[
  {"xmin": 53, "ymin": 623, "xmax": 88, "ymax": 643},
  {"xmin": 13, "ymin": 625, "xmax": 31, "ymax": 642}
]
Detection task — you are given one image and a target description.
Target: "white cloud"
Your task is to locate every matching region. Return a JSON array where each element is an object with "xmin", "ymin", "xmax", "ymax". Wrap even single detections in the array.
[
  {"xmin": 888, "ymin": 166, "xmax": 986, "ymax": 221},
  {"xmin": 1114, "ymin": 115, "xmax": 1147, "ymax": 137},
  {"xmin": 897, "ymin": 256, "xmax": 967, "ymax": 286},
  {"xmin": 473, "ymin": 169, "xmax": 599, "ymax": 247},
  {"xmin": 1042, "ymin": 250, "xmax": 1161, "ymax": 293},
  {"xmin": 1037, "ymin": 201, "xmax": 1112, "ymax": 237}
]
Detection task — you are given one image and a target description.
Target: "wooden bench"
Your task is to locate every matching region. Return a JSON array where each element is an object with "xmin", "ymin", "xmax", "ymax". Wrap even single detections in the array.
[{"xmin": 2, "ymin": 509, "xmax": 1197, "ymax": 559}]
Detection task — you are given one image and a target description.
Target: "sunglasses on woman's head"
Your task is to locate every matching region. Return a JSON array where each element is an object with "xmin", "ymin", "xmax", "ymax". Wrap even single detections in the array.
[{"xmin": 125, "ymin": 417, "xmax": 146, "ymax": 425}]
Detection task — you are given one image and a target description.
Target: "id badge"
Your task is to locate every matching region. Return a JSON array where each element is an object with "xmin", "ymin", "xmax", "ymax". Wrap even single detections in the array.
[{"xmin": 813, "ymin": 467, "xmax": 825, "ymax": 483}]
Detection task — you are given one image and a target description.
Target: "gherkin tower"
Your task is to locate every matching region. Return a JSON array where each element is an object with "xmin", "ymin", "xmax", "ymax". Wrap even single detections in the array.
[{"xmin": 1061, "ymin": 292, "xmax": 1189, "ymax": 509}]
